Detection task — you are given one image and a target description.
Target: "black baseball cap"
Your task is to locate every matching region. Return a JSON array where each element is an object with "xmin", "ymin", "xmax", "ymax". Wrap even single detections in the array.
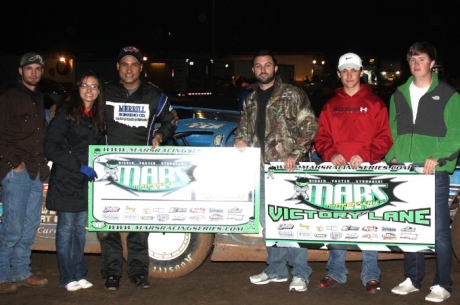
[{"xmin": 117, "ymin": 46, "xmax": 143, "ymax": 62}]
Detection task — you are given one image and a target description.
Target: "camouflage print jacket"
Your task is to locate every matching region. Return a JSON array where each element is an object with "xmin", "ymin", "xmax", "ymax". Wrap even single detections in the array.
[{"xmin": 235, "ymin": 78, "xmax": 318, "ymax": 167}]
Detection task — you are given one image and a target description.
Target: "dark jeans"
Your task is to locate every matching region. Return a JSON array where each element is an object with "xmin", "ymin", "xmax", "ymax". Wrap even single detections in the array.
[
  {"xmin": 326, "ymin": 249, "xmax": 380, "ymax": 285},
  {"xmin": 260, "ymin": 171, "xmax": 312, "ymax": 282},
  {"xmin": 403, "ymin": 172, "xmax": 452, "ymax": 292},
  {"xmin": 96, "ymin": 231, "xmax": 149, "ymax": 278},
  {"xmin": 56, "ymin": 211, "xmax": 88, "ymax": 286}
]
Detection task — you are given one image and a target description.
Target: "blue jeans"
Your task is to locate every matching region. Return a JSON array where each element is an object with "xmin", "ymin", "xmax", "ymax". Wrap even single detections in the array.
[
  {"xmin": 56, "ymin": 211, "xmax": 88, "ymax": 286},
  {"xmin": 0, "ymin": 169, "xmax": 43, "ymax": 283},
  {"xmin": 403, "ymin": 172, "xmax": 452, "ymax": 292},
  {"xmin": 326, "ymin": 249, "xmax": 380, "ymax": 285},
  {"xmin": 260, "ymin": 171, "xmax": 311, "ymax": 281}
]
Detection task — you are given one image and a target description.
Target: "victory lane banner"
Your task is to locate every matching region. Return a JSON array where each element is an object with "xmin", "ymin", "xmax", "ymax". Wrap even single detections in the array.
[
  {"xmin": 88, "ymin": 146, "xmax": 260, "ymax": 233},
  {"xmin": 264, "ymin": 162, "xmax": 435, "ymax": 253}
]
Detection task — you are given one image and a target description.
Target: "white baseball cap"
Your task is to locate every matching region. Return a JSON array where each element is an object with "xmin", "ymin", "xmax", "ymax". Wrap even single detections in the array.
[{"xmin": 338, "ymin": 52, "xmax": 362, "ymax": 70}]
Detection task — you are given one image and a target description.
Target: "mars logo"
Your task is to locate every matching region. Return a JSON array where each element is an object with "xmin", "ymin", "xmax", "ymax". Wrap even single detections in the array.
[
  {"xmin": 104, "ymin": 157, "xmax": 193, "ymax": 192},
  {"xmin": 286, "ymin": 175, "xmax": 404, "ymax": 211}
]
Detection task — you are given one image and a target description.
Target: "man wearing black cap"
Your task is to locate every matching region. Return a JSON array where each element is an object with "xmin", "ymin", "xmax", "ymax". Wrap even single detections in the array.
[
  {"xmin": 96, "ymin": 46, "xmax": 177, "ymax": 291},
  {"xmin": 0, "ymin": 52, "xmax": 50, "ymax": 294}
]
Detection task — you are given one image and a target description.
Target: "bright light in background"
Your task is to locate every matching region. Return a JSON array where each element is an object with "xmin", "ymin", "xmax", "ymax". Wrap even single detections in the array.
[
  {"xmin": 143, "ymin": 56, "xmax": 147, "ymax": 61},
  {"xmin": 312, "ymin": 60, "xmax": 316, "ymax": 64},
  {"xmin": 59, "ymin": 57, "xmax": 66, "ymax": 62},
  {"xmin": 321, "ymin": 61, "xmax": 325, "ymax": 65}
]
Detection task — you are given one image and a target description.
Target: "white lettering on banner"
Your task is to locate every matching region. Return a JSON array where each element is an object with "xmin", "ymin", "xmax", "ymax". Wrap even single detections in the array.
[{"xmin": 185, "ymin": 122, "xmax": 225, "ymax": 129}]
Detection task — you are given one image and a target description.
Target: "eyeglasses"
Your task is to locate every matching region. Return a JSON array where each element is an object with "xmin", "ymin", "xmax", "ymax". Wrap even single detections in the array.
[{"xmin": 79, "ymin": 83, "xmax": 99, "ymax": 90}]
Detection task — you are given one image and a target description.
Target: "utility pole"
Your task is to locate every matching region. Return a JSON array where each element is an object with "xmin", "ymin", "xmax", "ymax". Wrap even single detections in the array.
[
  {"xmin": 210, "ymin": 0, "xmax": 216, "ymax": 94},
  {"xmin": 212, "ymin": 0, "xmax": 216, "ymax": 60}
]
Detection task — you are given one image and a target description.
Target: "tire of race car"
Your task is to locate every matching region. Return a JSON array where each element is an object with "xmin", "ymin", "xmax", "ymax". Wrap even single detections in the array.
[
  {"xmin": 451, "ymin": 211, "xmax": 460, "ymax": 262},
  {"xmin": 148, "ymin": 232, "xmax": 214, "ymax": 278},
  {"xmin": 121, "ymin": 232, "xmax": 214, "ymax": 278}
]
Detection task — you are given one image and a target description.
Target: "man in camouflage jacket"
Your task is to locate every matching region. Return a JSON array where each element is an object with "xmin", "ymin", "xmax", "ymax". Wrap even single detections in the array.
[{"xmin": 234, "ymin": 50, "xmax": 318, "ymax": 292}]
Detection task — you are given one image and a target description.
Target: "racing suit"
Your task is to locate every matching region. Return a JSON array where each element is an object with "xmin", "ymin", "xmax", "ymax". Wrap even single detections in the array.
[{"xmin": 97, "ymin": 79, "xmax": 177, "ymax": 279}]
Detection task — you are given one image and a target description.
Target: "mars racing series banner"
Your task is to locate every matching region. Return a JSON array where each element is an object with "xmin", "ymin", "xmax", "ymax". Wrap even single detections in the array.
[
  {"xmin": 264, "ymin": 162, "xmax": 436, "ymax": 253},
  {"xmin": 88, "ymin": 146, "xmax": 260, "ymax": 233}
]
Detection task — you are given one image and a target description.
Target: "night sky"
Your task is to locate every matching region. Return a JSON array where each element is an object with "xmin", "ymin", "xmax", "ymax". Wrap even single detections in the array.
[{"xmin": 2, "ymin": 0, "xmax": 459, "ymax": 74}]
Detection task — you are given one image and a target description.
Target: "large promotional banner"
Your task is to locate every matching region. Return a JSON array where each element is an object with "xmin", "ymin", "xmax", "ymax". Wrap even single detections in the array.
[
  {"xmin": 88, "ymin": 146, "xmax": 260, "ymax": 233},
  {"xmin": 264, "ymin": 162, "xmax": 436, "ymax": 253}
]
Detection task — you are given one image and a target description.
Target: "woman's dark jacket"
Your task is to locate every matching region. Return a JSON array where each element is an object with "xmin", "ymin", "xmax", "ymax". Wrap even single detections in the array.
[{"xmin": 44, "ymin": 107, "xmax": 103, "ymax": 212}]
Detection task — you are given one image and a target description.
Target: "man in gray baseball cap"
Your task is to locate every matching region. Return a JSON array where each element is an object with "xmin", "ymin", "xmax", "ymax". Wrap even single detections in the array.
[
  {"xmin": 0, "ymin": 51, "xmax": 49, "ymax": 294},
  {"xmin": 19, "ymin": 52, "xmax": 45, "ymax": 68}
]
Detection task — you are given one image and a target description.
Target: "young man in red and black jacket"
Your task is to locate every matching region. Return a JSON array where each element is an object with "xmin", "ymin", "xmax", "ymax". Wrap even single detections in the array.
[{"xmin": 314, "ymin": 52, "xmax": 392, "ymax": 293}]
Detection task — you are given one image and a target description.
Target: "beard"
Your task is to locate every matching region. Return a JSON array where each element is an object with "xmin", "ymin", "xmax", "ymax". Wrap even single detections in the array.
[
  {"xmin": 22, "ymin": 76, "xmax": 40, "ymax": 87},
  {"xmin": 255, "ymin": 72, "xmax": 275, "ymax": 85}
]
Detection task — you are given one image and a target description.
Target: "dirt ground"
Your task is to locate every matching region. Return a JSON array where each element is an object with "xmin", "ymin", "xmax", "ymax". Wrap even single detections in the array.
[{"xmin": 1, "ymin": 252, "xmax": 460, "ymax": 305}]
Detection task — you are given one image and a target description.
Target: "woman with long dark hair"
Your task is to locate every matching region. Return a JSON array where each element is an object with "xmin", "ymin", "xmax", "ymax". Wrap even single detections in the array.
[{"xmin": 44, "ymin": 70, "xmax": 106, "ymax": 291}]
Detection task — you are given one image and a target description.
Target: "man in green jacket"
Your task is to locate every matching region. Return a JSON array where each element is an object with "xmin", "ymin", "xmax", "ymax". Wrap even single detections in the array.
[{"xmin": 387, "ymin": 41, "xmax": 460, "ymax": 303}]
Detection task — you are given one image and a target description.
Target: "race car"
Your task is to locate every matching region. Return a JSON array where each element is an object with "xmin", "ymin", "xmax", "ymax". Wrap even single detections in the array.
[{"xmin": 163, "ymin": 105, "xmax": 240, "ymax": 147}]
